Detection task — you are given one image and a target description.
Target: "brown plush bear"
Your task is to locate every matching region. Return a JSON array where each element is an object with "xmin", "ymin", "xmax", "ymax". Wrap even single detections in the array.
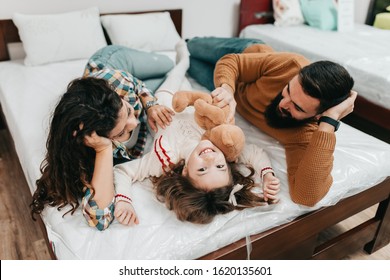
[{"xmin": 172, "ymin": 90, "xmax": 245, "ymax": 162}]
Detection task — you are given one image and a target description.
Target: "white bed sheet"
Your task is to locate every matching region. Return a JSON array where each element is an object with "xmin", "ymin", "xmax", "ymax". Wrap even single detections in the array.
[
  {"xmin": 0, "ymin": 58, "xmax": 390, "ymax": 259},
  {"xmin": 239, "ymin": 23, "xmax": 390, "ymax": 110}
]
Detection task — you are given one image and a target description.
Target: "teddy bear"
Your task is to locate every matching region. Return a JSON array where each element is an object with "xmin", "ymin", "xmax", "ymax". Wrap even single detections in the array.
[{"xmin": 172, "ymin": 90, "xmax": 245, "ymax": 162}]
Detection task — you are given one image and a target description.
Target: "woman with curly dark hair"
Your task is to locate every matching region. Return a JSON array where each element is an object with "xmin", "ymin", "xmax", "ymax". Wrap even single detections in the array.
[
  {"xmin": 31, "ymin": 42, "xmax": 189, "ymax": 231},
  {"xmin": 31, "ymin": 74, "xmax": 174, "ymax": 230}
]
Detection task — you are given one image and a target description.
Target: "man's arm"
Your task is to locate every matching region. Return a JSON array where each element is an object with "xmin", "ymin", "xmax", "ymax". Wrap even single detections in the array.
[
  {"xmin": 212, "ymin": 51, "xmax": 350, "ymax": 206},
  {"xmin": 286, "ymin": 91, "xmax": 358, "ymax": 206},
  {"xmin": 284, "ymin": 127, "xmax": 335, "ymax": 206}
]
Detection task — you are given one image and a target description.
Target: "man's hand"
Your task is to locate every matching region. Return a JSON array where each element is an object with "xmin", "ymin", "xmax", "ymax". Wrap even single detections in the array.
[
  {"xmin": 114, "ymin": 200, "xmax": 139, "ymax": 226},
  {"xmin": 322, "ymin": 90, "xmax": 358, "ymax": 120},
  {"xmin": 147, "ymin": 105, "xmax": 175, "ymax": 132},
  {"xmin": 211, "ymin": 83, "xmax": 236, "ymax": 123}
]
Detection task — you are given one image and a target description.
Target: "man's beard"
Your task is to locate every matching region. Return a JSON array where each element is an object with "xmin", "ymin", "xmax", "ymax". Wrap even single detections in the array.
[{"xmin": 265, "ymin": 92, "xmax": 315, "ymax": 128}]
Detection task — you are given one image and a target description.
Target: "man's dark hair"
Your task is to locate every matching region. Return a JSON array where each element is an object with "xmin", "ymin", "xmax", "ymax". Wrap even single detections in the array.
[{"xmin": 299, "ymin": 61, "xmax": 354, "ymax": 113}]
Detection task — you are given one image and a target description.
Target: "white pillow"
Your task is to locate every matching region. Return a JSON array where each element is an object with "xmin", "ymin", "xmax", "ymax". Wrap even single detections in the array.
[
  {"xmin": 273, "ymin": 0, "xmax": 305, "ymax": 27},
  {"xmin": 100, "ymin": 12, "xmax": 181, "ymax": 52},
  {"xmin": 13, "ymin": 7, "xmax": 107, "ymax": 66}
]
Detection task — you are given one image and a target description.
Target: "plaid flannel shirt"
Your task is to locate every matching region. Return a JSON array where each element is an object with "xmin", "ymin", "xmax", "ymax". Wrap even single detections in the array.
[{"xmin": 82, "ymin": 188, "xmax": 115, "ymax": 231}]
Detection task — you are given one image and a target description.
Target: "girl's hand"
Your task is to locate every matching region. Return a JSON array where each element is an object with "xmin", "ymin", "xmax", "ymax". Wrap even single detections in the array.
[
  {"xmin": 114, "ymin": 201, "xmax": 139, "ymax": 226},
  {"xmin": 83, "ymin": 131, "xmax": 112, "ymax": 153},
  {"xmin": 262, "ymin": 173, "xmax": 280, "ymax": 203},
  {"xmin": 147, "ymin": 105, "xmax": 175, "ymax": 132}
]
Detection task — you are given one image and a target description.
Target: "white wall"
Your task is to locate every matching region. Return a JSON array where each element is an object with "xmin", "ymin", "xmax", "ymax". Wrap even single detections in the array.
[
  {"xmin": 0, "ymin": 0, "xmax": 241, "ymax": 39},
  {"xmin": 0, "ymin": 0, "xmax": 371, "ymax": 38}
]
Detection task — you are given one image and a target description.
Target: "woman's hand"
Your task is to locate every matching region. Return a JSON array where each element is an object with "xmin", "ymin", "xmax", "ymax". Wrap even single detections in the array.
[
  {"xmin": 83, "ymin": 131, "xmax": 112, "ymax": 153},
  {"xmin": 147, "ymin": 105, "xmax": 175, "ymax": 132},
  {"xmin": 262, "ymin": 173, "xmax": 280, "ymax": 203},
  {"xmin": 114, "ymin": 201, "xmax": 139, "ymax": 226},
  {"xmin": 211, "ymin": 83, "xmax": 236, "ymax": 123}
]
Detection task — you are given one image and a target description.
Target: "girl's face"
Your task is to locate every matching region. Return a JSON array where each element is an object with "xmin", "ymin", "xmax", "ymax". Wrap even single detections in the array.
[
  {"xmin": 108, "ymin": 100, "xmax": 138, "ymax": 142},
  {"xmin": 182, "ymin": 140, "xmax": 230, "ymax": 191}
]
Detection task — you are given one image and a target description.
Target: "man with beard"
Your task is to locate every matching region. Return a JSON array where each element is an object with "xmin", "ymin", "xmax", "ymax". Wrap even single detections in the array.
[{"xmin": 188, "ymin": 40, "xmax": 356, "ymax": 207}]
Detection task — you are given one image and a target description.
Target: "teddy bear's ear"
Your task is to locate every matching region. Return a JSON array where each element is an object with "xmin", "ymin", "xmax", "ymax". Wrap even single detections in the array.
[
  {"xmin": 221, "ymin": 130, "xmax": 239, "ymax": 162},
  {"xmin": 208, "ymin": 124, "xmax": 245, "ymax": 162},
  {"xmin": 221, "ymin": 129, "xmax": 234, "ymax": 147}
]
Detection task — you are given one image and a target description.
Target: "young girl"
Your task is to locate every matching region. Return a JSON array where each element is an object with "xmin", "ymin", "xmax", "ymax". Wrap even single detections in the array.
[
  {"xmin": 30, "ymin": 43, "xmax": 179, "ymax": 231},
  {"xmin": 114, "ymin": 107, "xmax": 281, "ymax": 224},
  {"xmin": 114, "ymin": 40, "xmax": 280, "ymax": 225}
]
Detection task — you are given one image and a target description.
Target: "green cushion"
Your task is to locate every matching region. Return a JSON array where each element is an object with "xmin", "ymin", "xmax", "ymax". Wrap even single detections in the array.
[{"xmin": 299, "ymin": 0, "xmax": 337, "ymax": 31}]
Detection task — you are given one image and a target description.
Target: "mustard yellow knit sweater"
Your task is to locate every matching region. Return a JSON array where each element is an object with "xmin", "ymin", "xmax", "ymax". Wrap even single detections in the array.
[{"xmin": 214, "ymin": 45, "xmax": 336, "ymax": 206}]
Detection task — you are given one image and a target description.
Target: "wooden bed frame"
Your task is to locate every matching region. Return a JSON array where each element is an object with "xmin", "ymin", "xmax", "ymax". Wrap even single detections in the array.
[
  {"xmin": 238, "ymin": 0, "xmax": 390, "ymax": 143},
  {"xmin": 0, "ymin": 7, "xmax": 389, "ymax": 260}
]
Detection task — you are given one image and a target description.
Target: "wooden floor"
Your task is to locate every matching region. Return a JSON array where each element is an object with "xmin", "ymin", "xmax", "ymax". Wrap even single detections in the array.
[
  {"xmin": 0, "ymin": 129, "xmax": 51, "ymax": 259},
  {"xmin": 0, "ymin": 128, "xmax": 389, "ymax": 260}
]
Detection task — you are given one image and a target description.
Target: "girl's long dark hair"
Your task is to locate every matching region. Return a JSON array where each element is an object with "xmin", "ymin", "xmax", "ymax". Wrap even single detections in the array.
[
  {"xmin": 152, "ymin": 160, "xmax": 266, "ymax": 224},
  {"xmin": 31, "ymin": 77, "xmax": 122, "ymax": 219}
]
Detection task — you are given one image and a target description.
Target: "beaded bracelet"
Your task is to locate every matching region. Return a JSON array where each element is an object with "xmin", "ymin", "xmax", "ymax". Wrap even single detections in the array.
[
  {"xmin": 115, "ymin": 194, "xmax": 132, "ymax": 204},
  {"xmin": 260, "ymin": 167, "xmax": 274, "ymax": 179}
]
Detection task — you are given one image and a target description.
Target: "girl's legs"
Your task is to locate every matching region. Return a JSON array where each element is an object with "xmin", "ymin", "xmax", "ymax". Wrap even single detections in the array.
[{"xmin": 155, "ymin": 39, "xmax": 191, "ymax": 108}]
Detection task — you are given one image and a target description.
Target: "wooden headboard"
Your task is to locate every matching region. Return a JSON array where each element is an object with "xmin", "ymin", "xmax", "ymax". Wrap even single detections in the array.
[
  {"xmin": 0, "ymin": 9, "xmax": 182, "ymax": 62},
  {"xmin": 238, "ymin": 0, "xmax": 274, "ymax": 34}
]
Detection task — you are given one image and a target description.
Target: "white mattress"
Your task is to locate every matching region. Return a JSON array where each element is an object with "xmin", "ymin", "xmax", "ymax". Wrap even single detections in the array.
[
  {"xmin": 0, "ymin": 58, "xmax": 390, "ymax": 259},
  {"xmin": 239, "ymin": 23, "xmax": 390, "ymax": 110}
]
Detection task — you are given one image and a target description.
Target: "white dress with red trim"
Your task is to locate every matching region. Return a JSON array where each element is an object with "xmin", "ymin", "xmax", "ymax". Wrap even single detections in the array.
[{"xmin": 114, "ymin": 110, "xmax": 274, "ymax": 197}]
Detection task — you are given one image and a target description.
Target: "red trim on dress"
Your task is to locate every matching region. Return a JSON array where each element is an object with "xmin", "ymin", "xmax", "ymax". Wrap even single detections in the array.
[
  {"xmin": 157, "ymin": 136, "xmax": 174, "ymax": 167},
  {"xmin": 154, "ymin": 136, "xmax": 167, "ymax": 169}
]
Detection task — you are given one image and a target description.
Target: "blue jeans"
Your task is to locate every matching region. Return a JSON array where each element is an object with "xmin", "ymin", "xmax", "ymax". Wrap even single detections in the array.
[
  {"xmin": 187, "ymin": 37, "xmax": 264, "ymax": 91},
  {"xmin": 85, "ymin": 45, "xmax": 174, "ymax": 92}
]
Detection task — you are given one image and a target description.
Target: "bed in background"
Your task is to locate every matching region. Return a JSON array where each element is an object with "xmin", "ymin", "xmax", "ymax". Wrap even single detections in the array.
[
  {"xmin": 238, "ymin": 0, "xmax": 390, "ymax": 143},
  {"xmin": 0, "ymin": 7, "xmax": 390, "ymax": 260}
]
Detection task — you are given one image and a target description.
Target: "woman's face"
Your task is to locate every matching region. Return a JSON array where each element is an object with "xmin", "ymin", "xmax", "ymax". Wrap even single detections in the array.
[
  {"xmin": 182, "ymin": 140, "xmax": 230, "ymax": 191},
  {"xmin": 108, "ymin": 100, "xmax": 138, "ymax": 142}
]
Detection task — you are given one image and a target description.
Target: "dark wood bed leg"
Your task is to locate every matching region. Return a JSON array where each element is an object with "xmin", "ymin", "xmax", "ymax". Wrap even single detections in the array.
[
  {"xmin": 364, "ymin": 196, "xmax": 390, "ymax": 253},
  {"xmin": 0, "ymin": 103, "xmax": 7, "ymax": 130}
]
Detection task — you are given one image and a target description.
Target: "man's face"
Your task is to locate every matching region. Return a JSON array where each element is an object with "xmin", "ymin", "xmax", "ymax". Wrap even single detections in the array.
[{"xmin": 265, "ymin": 75, "xmax": 321, "ymax": 128}]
